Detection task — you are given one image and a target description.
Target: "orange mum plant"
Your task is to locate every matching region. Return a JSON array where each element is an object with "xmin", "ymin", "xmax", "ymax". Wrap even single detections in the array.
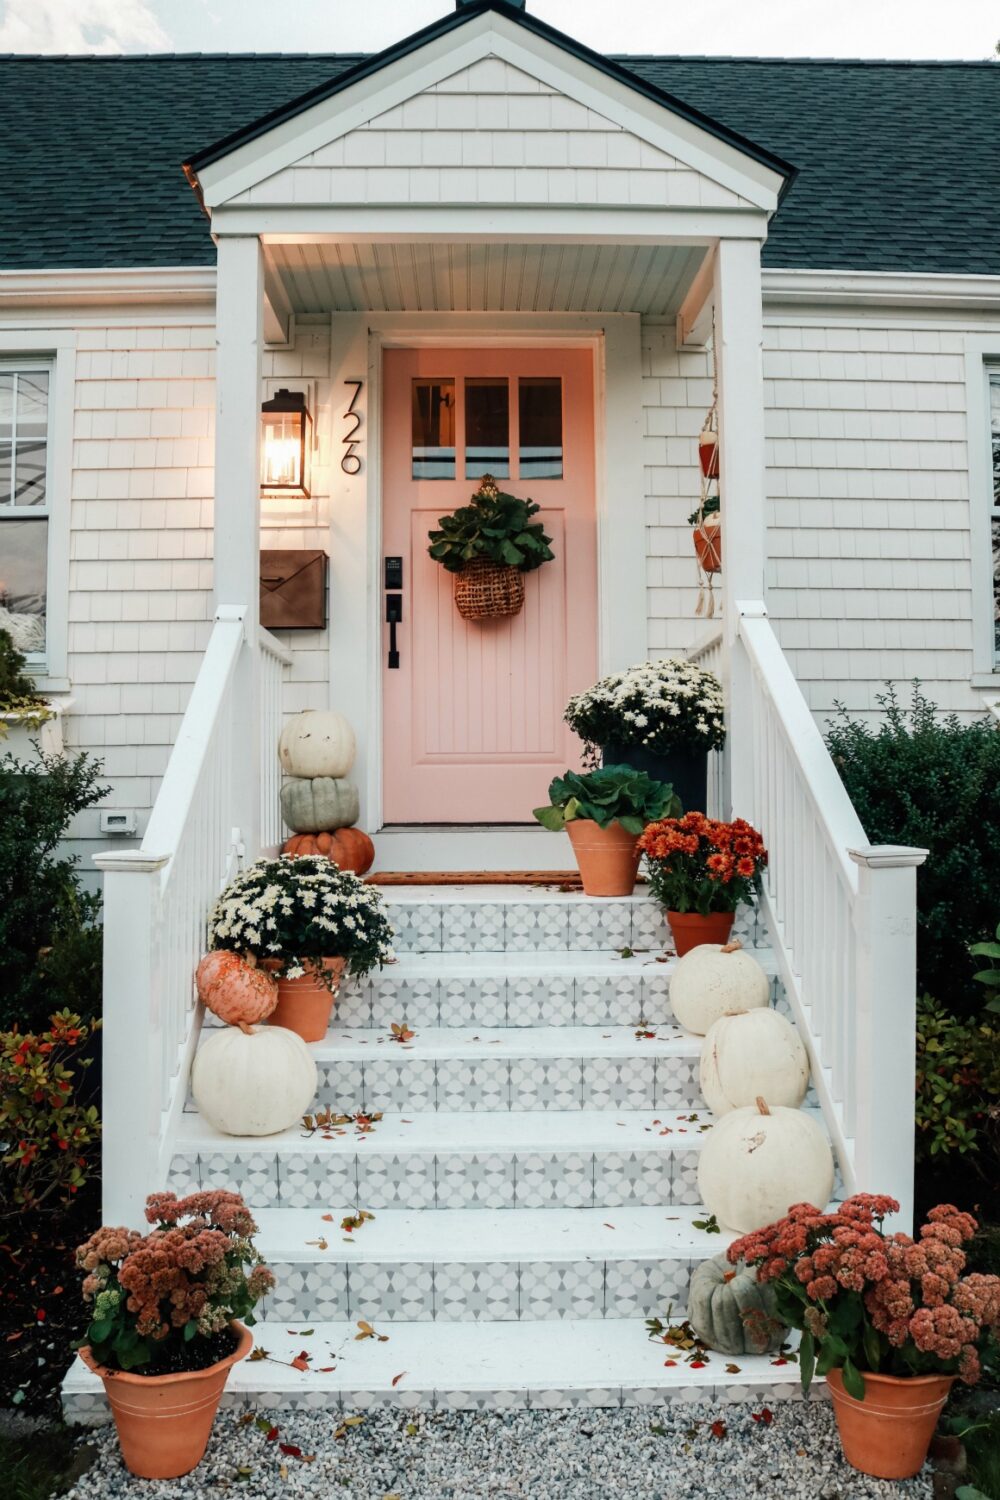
[{"xmin": 637, "ymin": 811, "xmax": 767, "ymax": 916}]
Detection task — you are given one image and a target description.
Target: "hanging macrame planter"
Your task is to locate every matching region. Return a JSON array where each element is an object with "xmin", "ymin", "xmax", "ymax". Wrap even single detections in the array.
[{"xmin": 691, "ymin": 322, "xmax": 722, "ymax": 616}]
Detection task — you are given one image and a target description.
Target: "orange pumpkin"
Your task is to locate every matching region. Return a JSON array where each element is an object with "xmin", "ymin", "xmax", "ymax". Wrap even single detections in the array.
[
  {"xmin": 281, "ymin": 827, "xmax": 375, "ymax": 876},
  {"xmin": 195, "ymin": 950, "xmax": 278, "ymax": 1028}
]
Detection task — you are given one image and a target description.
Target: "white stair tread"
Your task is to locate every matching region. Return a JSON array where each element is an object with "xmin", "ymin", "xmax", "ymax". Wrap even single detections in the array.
[
  {"xmin": 310, "ymin": 1025, "xmax": 699, "ymax": 1061},
  {"xmin": 365, "ymin": 948, "xmax": 775, "ymax": 975},
  {"xmin": 174, "ymin": 1108, "xmax": 728, "ymax": 1155},
  {"xmin": 64, "ymin": 1318, "xmax": 803, "ymax": 1400},
  {"xmin": 251, "ymin": 1205, "xmax": 737, "ymax": 1263}
]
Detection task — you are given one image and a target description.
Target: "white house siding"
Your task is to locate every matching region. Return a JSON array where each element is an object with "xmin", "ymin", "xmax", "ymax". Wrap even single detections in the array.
[
  {"xmin": 762, "ymin": 309, "xmax": 1000, "ymax": 721},
  {"xmin": 236, "ymin": 58, "xmax": 754, "ymax": 213},
  {"xmin": 6, "ymin": 308, "xmax": 335, "ymax": 881}
]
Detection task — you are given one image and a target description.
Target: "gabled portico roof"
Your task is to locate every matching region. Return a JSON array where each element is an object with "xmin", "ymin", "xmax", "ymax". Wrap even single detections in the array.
[{"xmin": 184, "ymin": 0, "xmax": 795, "ymax": 223}]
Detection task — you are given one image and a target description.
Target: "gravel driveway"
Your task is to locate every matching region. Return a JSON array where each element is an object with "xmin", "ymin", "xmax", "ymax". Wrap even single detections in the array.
[{"xmin": 65, "ymin": 1400, "xmax": 933, "ymax": 1500}]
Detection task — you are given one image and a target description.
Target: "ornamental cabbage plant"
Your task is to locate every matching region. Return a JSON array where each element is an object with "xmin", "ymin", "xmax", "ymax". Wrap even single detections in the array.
[
  {"xmin": 564, "ymin": 659, "xmax": 725, "ymax": 760},
  {"xmin": 533, "ymin": 765, "xmax": 680, "ymax": 834}
]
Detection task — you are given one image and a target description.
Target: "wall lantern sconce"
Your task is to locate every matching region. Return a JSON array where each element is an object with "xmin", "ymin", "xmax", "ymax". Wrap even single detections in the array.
[{"xmin": 261, "ymin": 388, "xmax": 311, "ymax": 497}]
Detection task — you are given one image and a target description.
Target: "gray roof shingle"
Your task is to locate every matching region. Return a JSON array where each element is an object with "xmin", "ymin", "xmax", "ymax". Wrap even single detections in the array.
[{"xmin": 0, "ymin": 52, "xmax": 997, "ymax": 275}]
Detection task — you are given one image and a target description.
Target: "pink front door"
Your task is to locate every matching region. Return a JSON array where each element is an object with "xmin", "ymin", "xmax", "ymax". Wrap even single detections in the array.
[{"xmin": 382, "ymin": 346, "xmax": 598, "ymax": 824}]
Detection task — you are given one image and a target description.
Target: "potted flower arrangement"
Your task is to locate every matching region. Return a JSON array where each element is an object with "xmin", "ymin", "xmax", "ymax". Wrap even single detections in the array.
[
  {"xmin": 689, "ymin": 493, "xmax": 721, "ymax": 574},
  {"xmin": 75, "ymin": 1190, "xmax": 274, "ymax": 1479},
  {"xmin": 427, "ymin": 474, "xmax": 554, "ymax": 620},
  {"xmin": 729, "ymin": 1195, "xmax": 1000, "ymax": 1481},
  {"xmin": 208, "ymin": 855, "xmax": 394, "ymax": 1042},
  {"xmin": 637, "ymin": 811, "xmax": 767, "ymax": 954},
  {"xmin": 0, "ymin": 627, "xmax": 64, "ymax": 758},
  {"xmin": 532, "ymin": 765, "xmax": 679, "ymax": 896},
  {"xmin": 563, "ymin": 659, "xmax": 725, "ymax": 813}
]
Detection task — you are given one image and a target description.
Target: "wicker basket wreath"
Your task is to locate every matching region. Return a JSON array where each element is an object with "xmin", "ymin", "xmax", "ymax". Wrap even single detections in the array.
[{"xmin": 428, "ymin": 475, "xmax": 554, "ymax": 622}]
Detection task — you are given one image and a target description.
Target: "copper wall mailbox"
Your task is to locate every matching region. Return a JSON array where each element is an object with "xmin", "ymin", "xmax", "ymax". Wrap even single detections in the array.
[{"xmin": 260, "ymin": 549, "xmax": 328, "ymax": 631}]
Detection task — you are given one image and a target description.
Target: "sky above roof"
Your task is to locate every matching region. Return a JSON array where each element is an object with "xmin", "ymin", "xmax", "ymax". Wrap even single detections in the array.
[{"xmin": 0, "ymin": 0, "xmax": 996, "ymax": 60}]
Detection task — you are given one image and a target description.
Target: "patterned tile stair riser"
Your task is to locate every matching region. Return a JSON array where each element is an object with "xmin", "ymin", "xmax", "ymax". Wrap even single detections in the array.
[{"xmin": 64, "ymin": 888, "xmax": 825, "ymax": 1417}]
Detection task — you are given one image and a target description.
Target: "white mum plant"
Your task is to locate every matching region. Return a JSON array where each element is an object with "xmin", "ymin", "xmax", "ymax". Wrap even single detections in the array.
[
  {"xmin": 208, "ymin": 856, "xmax": 394, "ymax": 984},
  {"xmin": 564, "ymin": 659, "xmax": 726, "ymax": 760}
]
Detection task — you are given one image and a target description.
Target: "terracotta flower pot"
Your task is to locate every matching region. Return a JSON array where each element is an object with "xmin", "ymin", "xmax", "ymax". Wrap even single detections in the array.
[
  {"xmin": 79, "ymin": 1321, "xmax": 252, "ymax": 1480},
  {"xmin": 566, "ymin": 818, "xmax": 641, "ymax": 897},
  {"xmin": 826, "ymin": 1368, "xmax": 955, "ymax": 1481},
  {"xmin": 268, "ymin": 957, "xmax": 346, "ymax": 1042},
  {"xmin": 693, "ymin": 516, "xmax": 721, "ymax": 573},
  {"xmin": 667, "ymin": 909, "xmax": 735, "ymax": 956},
  {"xmin": 698, "ymin": 427, "xmax": 720, "ymax": 479}
]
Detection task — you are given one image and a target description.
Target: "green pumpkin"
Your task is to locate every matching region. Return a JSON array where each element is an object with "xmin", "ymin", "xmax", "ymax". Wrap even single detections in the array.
[
  {"xmin": 687, "ymin": 1252, "xmax": 787, "ymax": 1356},
  {"xmin": 280, "ymin": 776, "xmax": 360, "ymax": 834}
]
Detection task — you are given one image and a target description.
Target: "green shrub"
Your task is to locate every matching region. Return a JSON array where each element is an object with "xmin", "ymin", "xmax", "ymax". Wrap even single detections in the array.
[
  {"xmin": 0, "ymin": 1010, "xmax": 101, "ymax": 1215},
  {"xmin": 826, "ymin": 684, "xmax": 1000, "ymax": 1015},
  {"xmin": 0, "ymin": 749, "xmax": 108, "ymax": 1031},
  {"xmin": 915, "ymin": 995, "xmax": 999, "ymax": 1166},
  {"xmin": 0, "ymin": 628, "xmax": 49, "ymax": 723}
]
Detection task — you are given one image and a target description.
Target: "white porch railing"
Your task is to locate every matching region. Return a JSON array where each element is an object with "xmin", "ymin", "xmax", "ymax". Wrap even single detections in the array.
[
  {"xmin": 731, "ymin": 605, "xmax": 926, "ymax": 1228},
  {"xmin": 260, "ymin": 625, "xmax": 292, "ymax": 849},
  {"xmin": 95, "ymin": 608, "xmax": 289, "ymax": 1225},
  {"xmin": 686, "ymin": 624, "xmax": 725, "ymax": 819}
]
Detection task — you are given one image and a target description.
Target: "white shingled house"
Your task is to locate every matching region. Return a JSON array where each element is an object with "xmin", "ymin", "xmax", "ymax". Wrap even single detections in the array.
[{"xmin": 3, "ymin": 0, "xmax": 997, "ymax": 1413}]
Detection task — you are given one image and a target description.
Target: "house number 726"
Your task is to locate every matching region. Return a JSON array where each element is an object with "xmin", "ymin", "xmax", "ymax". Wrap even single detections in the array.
[{"xmin": 341, "ymin": 380, "xmax": 363, "ymax": 474}]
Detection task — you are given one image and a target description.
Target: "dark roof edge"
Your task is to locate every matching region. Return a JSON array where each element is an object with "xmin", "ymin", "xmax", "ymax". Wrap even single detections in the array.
[
  {"xmin": 183, "ymin": 0, "xmax": 797, "ymax": 192},
  {"xmin": 0, "ymin": 50, "xmax": 994, "ymax": 65}
]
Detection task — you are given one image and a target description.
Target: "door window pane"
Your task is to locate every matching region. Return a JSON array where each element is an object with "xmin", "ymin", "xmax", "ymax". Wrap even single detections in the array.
[
  {"xmin": 0, "ymin": 515, "xmax": 47, "ymax": 651},
  {"xmin": 465, "ymin": 379, "xmax": 510, "ymax": 480},
  {"xmin": 519, "ymin": 377, "xmax": 563, "ymax": 479},
  {"xmin": 412, "ymin": 379, "xmax": 456, "ymax": 480}
]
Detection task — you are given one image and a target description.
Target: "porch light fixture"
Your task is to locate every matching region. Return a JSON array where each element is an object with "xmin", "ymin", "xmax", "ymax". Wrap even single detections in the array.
[{"xmin": 260, "ymin": 388, "xmax": 311, "ymax": 497}]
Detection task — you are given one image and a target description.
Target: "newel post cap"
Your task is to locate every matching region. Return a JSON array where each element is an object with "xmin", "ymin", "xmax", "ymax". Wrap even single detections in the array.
[{"xmin": 848, "ymin": 844, "xmax": 929, "ymax": 870}]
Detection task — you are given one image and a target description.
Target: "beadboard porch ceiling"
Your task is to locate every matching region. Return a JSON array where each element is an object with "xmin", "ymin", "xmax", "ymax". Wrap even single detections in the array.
[{"xmin": 263, "ymin": 239, "xmax": 706, "ymax": 316}]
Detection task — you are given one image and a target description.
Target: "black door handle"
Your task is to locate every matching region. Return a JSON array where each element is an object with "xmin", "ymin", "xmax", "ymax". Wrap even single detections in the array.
[{"xmin": 386, "ymin": 593, "xmax": 402, "ymax": 668}]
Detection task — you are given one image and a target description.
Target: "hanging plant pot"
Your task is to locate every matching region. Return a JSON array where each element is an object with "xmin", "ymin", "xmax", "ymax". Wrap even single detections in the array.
[
  {"xmin": 698, "ymin": 427, "xmax": 720, "ymax": 479},
  {"xmin": 693, "ymin": 514, "xmax": 722, "ymax": 574},
  {"xmin": 454, "ymin": 558, "xmax": 525, "ymax": 621}
]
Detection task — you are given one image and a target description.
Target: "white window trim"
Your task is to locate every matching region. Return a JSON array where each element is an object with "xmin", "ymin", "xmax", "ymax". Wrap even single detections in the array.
[
  {"xmin": 965, "ymin": 336, "xmax": 1000, "ymax": 686},
  {"xmin": 0, "ymin": 329, "xmax": 74, "ymax": 690}
]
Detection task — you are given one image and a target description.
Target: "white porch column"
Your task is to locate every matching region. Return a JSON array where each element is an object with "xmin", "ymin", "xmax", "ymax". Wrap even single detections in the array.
[
  {"xmin": 214, "ymin": 235, "xmax": 264, "ymax": 854},
  {"xmin": 713, "ymin": 237, "xmax": 767, "ymax": 817}
]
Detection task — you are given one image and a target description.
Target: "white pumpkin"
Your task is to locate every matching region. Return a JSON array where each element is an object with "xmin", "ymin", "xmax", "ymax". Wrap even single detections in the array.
[
  {"xmin": 280, "ymin": 776, "xmax": 360, "ymax": 833},
  {"xmin": 278, "ymin": 710, "xmax": 356, "ymax": 780},
  {"xmin": 698, "ymin": 1097, "xmax": 835, "ymax": 1234},
  {"xmin": 700, "ymin": 1009, "xmax": 809, "ymax": 1117},
  {"xmin": 191, "ymin": 1025, "xmax": 318, "ymax": 1137},
  {"xmin": 669, "ymin": 941, "xmax": 770, "ymax": 1035}
]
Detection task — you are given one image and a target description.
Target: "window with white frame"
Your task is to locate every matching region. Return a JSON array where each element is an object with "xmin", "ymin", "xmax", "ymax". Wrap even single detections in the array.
[
  {"xmin": 0, "ymin": 362, "xmax": 51, "ymax": 660},
  {"xmin": 992, "ymin": 370, "xmax": 1000, "ymax": 666}
]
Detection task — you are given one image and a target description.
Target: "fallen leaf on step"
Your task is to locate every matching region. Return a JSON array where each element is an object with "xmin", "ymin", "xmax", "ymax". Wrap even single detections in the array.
[
  {"xmin": 248, "ymin": 1347, "xmax": 269, "ymax": 1362},
  {"xmin": 305, "ymin": 1238, "xmax": 329, "ymax": 1251},
  {"xmin": 603, "ymin": 1222, "xmax": 615, "ymax": 1230},
  {"xmin": 725, "ymin": 1364, "xmax": 741, "ymax": 1374},
  {"xmin": 290, "ymin": 1351, "xmax": 312, "ymax": 1372},
  {"xmin": 390, "ymin": 1022, "xmax": 415, "ymax": 1043},
  {"xmin": 391, "ymin": 1371, "xmax": 407, "ymax": 1387}
]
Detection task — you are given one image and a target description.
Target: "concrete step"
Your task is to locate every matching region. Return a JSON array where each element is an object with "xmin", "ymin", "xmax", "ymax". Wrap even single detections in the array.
[
  {"xmin": 62, "ymin": 1317, "xmax": 806, "ymax": 1423},
  {"xmin": 168, "ymin": 1108, "xmax": 727, "ymax": 1212},
  {"xmin": 326, "ymin": 948, "xmax": 778, "ymax": 1030},
  {"xmin": 251, "ymin": 1205, "xmax": 736, "ymax": 1323},
  {"xmin": 383, "ymin": 885, "xmax": 767, "ymax": 955}
]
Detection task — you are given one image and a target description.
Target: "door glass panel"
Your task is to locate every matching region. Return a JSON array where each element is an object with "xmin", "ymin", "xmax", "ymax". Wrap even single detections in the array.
[
  {"xmin": 519, "ymin": 377, "xmax": 563, "ymax": 479},
  {"xmin": 465, "ymin": 379, "xmax": 510, "ymax": 480},
  {"xmin": 0, "ymin": 515, "xmax": 47, "ymax": 650},
  {"xmin": 411, "ymin": 378, "xmax": 456, "ymax": 480}
]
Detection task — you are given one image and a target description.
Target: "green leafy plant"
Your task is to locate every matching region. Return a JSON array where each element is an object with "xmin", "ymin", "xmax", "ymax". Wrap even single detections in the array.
[
  {"xmin": 971, "ymin": 921, "xmax": 1000, "ymax": 1015},
  {"xmin": 0, "ymin": 629, "xmax": 49, "ymax": 732},
  {"xmin": 427, "ymin": 475, "xmax": 554, "ymax": 574},
  {"xmin": 0, "ymin": 1011, "xmax": 100, "ymax": 1215},
  {"xmin": 77, "ymin": 1191, "xmax": 273, "ymax": 1373},
  {"xmin": 208, "ymin": 855, "xmax": 394, "ymax": 984},
  {"xmin": 687, "ymin": 492, "xmax": 720, "ymax": 527},
  {"xmin": 0, "ymin": 749, "xmax": 108, "ymax": 1031},
  {"xmin": 532, "ymin": 765, "xmax": 679, "ymax": 834},
  {"xmin": 826, "ymin": 684, "xmax": 1000, "ymax": 1016},
  {"xmin": 915, "ymin": 995, "xmax": 1000, "ymax": 1167},
  {"xmin": 732, "ymin": 1196, "xmax": 1000, "ymax": 1401}
]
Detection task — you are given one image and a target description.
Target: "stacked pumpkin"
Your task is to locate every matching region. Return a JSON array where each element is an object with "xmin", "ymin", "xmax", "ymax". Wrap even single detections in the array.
[
  {"xmin": 670, "ymin": 940, "xmax": 836, "ymax": 1359},
  {"xmin": 278, "ymin": 710, "xmax": 375, "ymax": 875},
  {"xmin": 190, "ymin": 952, "xmax": 317, "ymax": 1137}
]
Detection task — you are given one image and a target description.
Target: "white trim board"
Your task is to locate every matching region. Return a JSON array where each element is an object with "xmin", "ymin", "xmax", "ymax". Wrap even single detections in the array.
[
  {"xmin": 326, "ymin": 310, "xmax": 645, "ymax": 834},
  {"xmin": 966, "ymin": 334, "xmax": 1000, "ymax": 681}
]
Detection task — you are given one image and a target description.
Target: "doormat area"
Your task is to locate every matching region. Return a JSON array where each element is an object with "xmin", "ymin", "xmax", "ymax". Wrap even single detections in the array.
[{"xmin": 367, "ymin": 871, "xmax": 648, "ymax": 887}]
